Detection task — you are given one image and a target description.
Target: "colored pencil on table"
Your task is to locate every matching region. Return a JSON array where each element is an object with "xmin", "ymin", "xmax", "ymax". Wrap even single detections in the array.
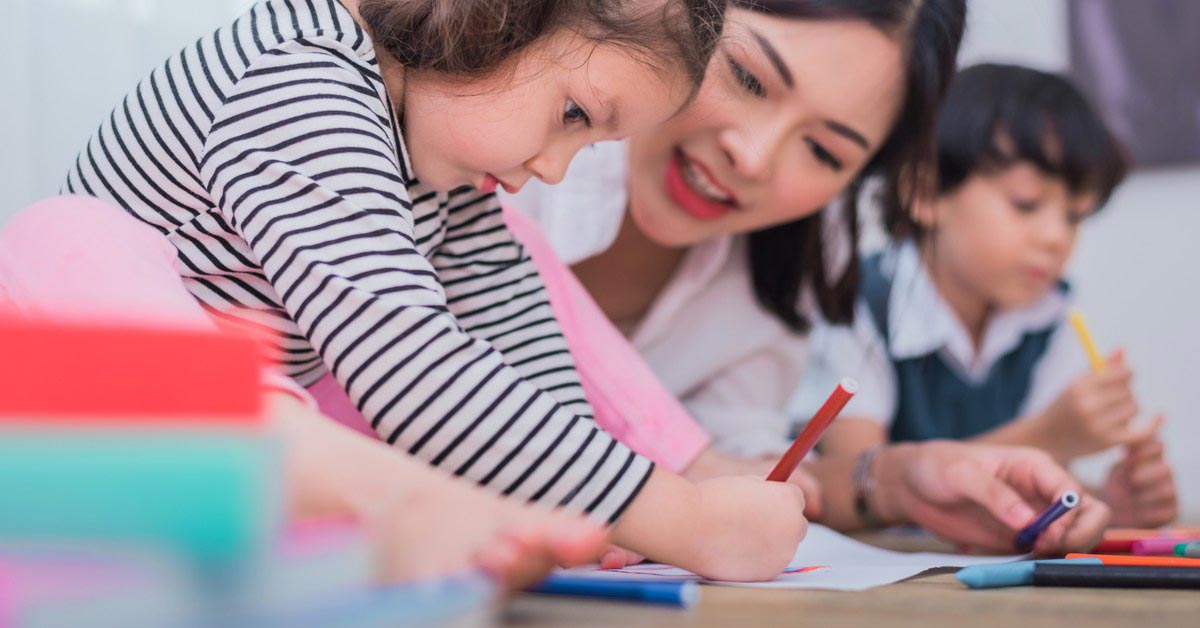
[
  {"xmin": 1066, "ymin": 553, "xmax": 1200, "ymax": 568},
  {"xmin": 1091, "ymin": 528, "xmax": 1200, "ymax": 554},
  {"xmin": 530, "ymin": 576, "xmax": 698, "ymax": 608},
  {"xmin": 766, "ymin": 378, "xmax": 857, "ymax": 482},
  {"xmin": 1132, "ymin": 537, "xmax": 1200, "ymax": 556},
  {"xmin": 1090, "ymin": 539, "xmax": 1136, "ymax": 554},
  {"xmin": 1106, "ymin": 527, "xmax": 1200, "ymax": 539},
  {"xmin": 1032, "ymin": 563, "xmax": 1200, "ymax": 590},
  {"xmin": 956, "ymin": 558, "xmax": 1102, "ymax": 589}
]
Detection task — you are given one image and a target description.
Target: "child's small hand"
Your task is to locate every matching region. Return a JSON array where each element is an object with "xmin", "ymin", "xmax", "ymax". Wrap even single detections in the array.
[
  {"xmin": 1102, "ymin": 414, "xmax": 1178, "ymax": 528},
  {"xmin": 599, "ymin": 545, "xmax": 645, "ymax": 569},
  {"xmin": 1034, "ymin": 350, "xmax": 1149, "ymax": 460},
  {"xmin": 683, "ymin": 447, "xmax": 824, "ymax": 518},
  {"xmin": 688, "ymin": 475, "xmax": 808, "ymax": 581},
  {"xmin": 785, "ymin": 465, "xmax": 824, "ymax": 519}
]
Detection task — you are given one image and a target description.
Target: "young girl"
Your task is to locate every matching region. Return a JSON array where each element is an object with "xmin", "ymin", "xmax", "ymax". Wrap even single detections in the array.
[
  {"xmin": 7, "ymin": 0, "xmax": 814, "ymax": 582},
  {"xmin": 505, "ymin": 2, "xmax": 1109, "ymax": 554},
  {"xmin": 808, "ymin": 64, "xmax": 1178, "ymax": 528}
]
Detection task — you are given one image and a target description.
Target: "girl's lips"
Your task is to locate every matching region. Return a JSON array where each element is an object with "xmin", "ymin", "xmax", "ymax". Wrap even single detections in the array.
[
  {"xmin": 480, "ymin": 173, "xmax": 498, "ymax": 194},
  {"xmin": 664, "ymin": 149, "xmax": 736, "ymax": 221},
  {"xmin": 479, "ymin": 173, "xmax": 519, "ymax": 195}
]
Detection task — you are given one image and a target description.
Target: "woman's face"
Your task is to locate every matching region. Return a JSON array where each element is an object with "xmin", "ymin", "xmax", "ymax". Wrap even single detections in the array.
[{"xmin": 626, "ymin": 8, "xmax": 907, "ymax": 247}]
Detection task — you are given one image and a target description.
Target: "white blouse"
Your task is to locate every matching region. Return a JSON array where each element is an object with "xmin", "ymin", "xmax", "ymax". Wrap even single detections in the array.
[{"xmin": 504, "ymin": 142, "xmax": 817, "ymax": 458}]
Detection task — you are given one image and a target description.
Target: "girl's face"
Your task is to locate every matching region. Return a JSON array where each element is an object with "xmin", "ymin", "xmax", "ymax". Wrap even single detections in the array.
[
  {"xmin": 401, "ymin": 30, "xmax": 692, "ymax": 194},
  {"xmin": 925, "ymin": 163, "xmax": 1098, "ymax": 309},
  {"xmin": 626, "ymin": 9, "xmax": 906, "ymax": 248}
]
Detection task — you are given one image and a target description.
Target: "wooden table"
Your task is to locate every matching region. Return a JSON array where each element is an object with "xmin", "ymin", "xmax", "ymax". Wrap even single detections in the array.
[{"xmin": 503, "ymin": 532, "xmax": 1200, "ymax": 628}]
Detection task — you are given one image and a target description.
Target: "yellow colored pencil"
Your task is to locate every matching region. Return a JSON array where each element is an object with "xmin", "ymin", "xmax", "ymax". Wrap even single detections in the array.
[{"xmin": 1068, "ymin": 310, "xmax": 1106, "ymax": 372}]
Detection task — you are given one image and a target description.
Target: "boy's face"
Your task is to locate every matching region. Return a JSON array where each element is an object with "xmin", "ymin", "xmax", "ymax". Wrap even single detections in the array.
[
  {"xmin": 928, "ymin": 162, "xmax": 1100, "ymax": 310},
  {"xmin": 400, "ymin": 31, "xmax": 692, "ymax": 194}
]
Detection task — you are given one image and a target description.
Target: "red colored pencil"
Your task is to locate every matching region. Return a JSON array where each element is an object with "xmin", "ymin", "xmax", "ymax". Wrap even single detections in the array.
[
  {"xmin": 1090, "ymin": 528, "xmax": 1200, "ymax": 554},
  {"xmin": 1066, "ymin": 554, "xmax": 1200, "ymax": 568},
  {"xmin": 1090, "ymin": 539, "xmax": 1135, "ymax": 554},
  {"xmin": 767, "ymin": 378, "xmax": 857, "ymax": 482}
]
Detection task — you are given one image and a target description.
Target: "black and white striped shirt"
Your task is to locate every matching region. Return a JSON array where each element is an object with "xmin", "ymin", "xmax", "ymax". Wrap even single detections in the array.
[{"xmin": 64, "ymin": 0, "xmax": 652, "ymax": 522}]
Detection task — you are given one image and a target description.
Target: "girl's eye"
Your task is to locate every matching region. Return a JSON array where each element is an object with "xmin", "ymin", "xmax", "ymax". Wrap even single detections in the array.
[
  {"xmin": 563, "ymin": 99, "xmax": 592, "ymax": 128},
  {"xmin": 805, "ymin": 137, "xmax": 843, "ymax": 171},
  {"xmin": 1011, "ymin": 198, "xmax": 1039, "ymax": 213},
  {"xmin": 728, "ymin": 57, "xmax": 765, "ymax": 98}
]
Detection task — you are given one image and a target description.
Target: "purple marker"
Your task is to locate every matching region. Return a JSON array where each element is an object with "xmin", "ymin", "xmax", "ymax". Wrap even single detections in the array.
[{"xmin": 1015, "ymin": 491, "xmax": 1079, "ymax": 551}]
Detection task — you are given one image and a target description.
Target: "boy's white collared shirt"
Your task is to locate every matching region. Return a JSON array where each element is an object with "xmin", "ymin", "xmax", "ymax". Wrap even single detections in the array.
[{"xmin": 800, "ymin": 240, "xmax": 1089, "ymax": 428}]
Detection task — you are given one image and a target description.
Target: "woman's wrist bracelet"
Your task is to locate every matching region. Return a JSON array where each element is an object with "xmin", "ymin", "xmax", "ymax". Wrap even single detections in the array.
[{"xmin": 853, "ymin": 445, "xmax": 885, "ymax": 528}]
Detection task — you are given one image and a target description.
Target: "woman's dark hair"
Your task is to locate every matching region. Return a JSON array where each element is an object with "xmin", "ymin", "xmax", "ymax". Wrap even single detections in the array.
[
  {"xmin": 359, "ymin": 0, "xmax": 726, "ymax": 93},
  {"xmin": 886, "ymin": 62, "xmax": 1129, "ymax": 240},
  {"xmin": 735, "ymin": 0, "xmax": 967, "ymax": 333}
]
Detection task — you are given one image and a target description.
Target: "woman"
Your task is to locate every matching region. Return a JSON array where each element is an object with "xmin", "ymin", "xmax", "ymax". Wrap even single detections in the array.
[{"xmin": 505, "ymin": 0, "xmax": 1110, "ymax": 553}]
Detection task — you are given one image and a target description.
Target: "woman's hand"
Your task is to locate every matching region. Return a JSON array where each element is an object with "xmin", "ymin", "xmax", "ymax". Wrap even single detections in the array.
[{"xmin": 872, "ymin": 441, "xmax": 1110, "ymax": 555}]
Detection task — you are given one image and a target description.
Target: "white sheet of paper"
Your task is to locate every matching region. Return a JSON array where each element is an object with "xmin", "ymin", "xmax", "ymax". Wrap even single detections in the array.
[{"xmin": 562, "ymin": 524, "xmax": 1023, "ymax": 591}]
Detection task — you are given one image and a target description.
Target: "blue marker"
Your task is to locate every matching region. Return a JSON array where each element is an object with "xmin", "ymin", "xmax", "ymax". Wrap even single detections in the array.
[
  {"xmin": 1015, "ymin": 491, "xmax": 1079, "ymax": 551},
  {"xmin": 529, "ymin": 575, "xmax": 699, "ymax": 608},
  {"xmin": 957, "ymin": 558, "xmax": 1102, "ymax": 589}
]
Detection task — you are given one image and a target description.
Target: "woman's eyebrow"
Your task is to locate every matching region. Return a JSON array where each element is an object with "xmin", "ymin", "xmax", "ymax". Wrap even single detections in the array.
[
  {"xmin": 825, "ymin": 120, "xmax": 869, "ymax": 150},
  {"xmin": 747, "ymin": 28, "xmax": 869, "ymax": 150},
  {"xmin": 750, "ymin": 29, "xmax": 793, "ymax": 88}
]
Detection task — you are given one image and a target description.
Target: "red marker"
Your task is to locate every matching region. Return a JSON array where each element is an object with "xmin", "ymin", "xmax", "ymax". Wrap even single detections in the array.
[{"xmin": 767, "ymin": 378, "xmax": 858, "ymax": 482}]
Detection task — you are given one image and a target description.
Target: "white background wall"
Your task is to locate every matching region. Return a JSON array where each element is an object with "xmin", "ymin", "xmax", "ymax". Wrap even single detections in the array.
[
  {"xmin": 2, "ymin": 0, "xmax": 1198, "ymax": 518},
  {"xmin": 0, "ymin": 0, "xmax": 249, "ymax": 215}
]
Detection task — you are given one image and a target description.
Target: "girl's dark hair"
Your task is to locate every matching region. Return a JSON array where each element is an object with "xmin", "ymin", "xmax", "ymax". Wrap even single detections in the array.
[
  {"xmin": 735, "ymin": 0, "xmax": 967, "ymax": 333},
  {"xmin": 359, "ymin": 0, "xmax": 726, "ymax": 93},
  {"xmin": 886, "ymin": 63, "xmax": 1128, "ymax": 239}
]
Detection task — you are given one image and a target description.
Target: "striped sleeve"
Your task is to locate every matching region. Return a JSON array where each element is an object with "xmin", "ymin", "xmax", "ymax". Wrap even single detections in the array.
[
  {"xmin": 198, "ymin": 40, "xmax": 652, "ymax": 522},
  {"xmin": 437, "ymin": 196, "xmax": 595, "ymax": 420}
]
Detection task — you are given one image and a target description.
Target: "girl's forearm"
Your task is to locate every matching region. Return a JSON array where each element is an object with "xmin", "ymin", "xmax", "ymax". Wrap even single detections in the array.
[{"xmin": 608, "ymin": 467, "xmax": 702, "ymax": 565}]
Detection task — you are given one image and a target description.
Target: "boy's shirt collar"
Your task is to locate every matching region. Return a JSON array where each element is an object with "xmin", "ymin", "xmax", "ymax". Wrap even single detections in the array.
[{"xmin": 885, "ymin": 240, "xmax": 1070, "ymax": 383}]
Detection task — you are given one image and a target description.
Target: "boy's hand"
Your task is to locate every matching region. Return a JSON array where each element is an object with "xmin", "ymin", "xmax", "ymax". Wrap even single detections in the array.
[
  {"xmin": 1033, "ymin": 350, "xmax": 1152, "ymax": 460},
  {"xmin": 1102, "ymin": 414, "xmax": 1178, "ymax": 528}
]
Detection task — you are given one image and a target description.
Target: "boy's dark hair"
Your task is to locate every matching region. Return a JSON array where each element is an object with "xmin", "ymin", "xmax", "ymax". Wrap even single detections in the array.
[
  {"xmin": 886, "ymin": 63, "xmax": 1130, "ymax": 239},
  {"xmin": 359, "ymin": 0, "xmax": 726, "ymax": 94},
  {"xmin": 737, "ymin": 0, "xmax": 967, "ymax": 333}
]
